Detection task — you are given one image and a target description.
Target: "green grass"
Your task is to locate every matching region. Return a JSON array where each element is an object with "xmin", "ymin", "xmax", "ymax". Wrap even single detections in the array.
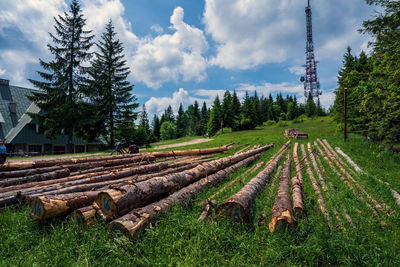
[
  {"xmin": 149, "ymin": 136, "xmax": 203, "ymax": 148},
  {"xmin": 1, "ymin": 117, "xmax": 400, "ymax": 266}
]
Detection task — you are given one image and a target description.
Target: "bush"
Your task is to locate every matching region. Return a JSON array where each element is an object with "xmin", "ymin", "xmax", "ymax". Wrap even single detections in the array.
[
  {"xmin": 160, "ymin": 121, "xmax": 177, "ymax": 140},
  {"xmin": 277, "ymin": 121, "xmax": 288, "ymax": 127},
  {"xmin": 293, "ymin": 117, "xmax": 304, "ymax": 124},
  {"xmin": 263, "ymin": 120, "xmax": 276, "ymax": 126},
  {"xmin": 215, "ymin": 127, "xmax": 232, "ymax": 136}
]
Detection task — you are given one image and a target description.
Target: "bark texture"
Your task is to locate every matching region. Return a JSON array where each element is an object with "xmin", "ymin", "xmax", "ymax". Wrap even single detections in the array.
[
  {"xmin": 108, "ymin": 153, "xmax": 259, "ymax": 238},
  {"xmin": 268, "ymin": 153, "xmax": 296, "ymax": 232},
  {"xmin": 291, "ymin": 142, "xmax": 304, "ymax": 215},
  {"xmin": 0, "ymin": 168, "xmax": 70, "ymax": 187},
  {"xmin": 96, "ymin": 145, "xmax": 273, "ymax": 220},
  {"xmin": 216, "ymin": 141, "xmax": 290, "ymax": 222}
]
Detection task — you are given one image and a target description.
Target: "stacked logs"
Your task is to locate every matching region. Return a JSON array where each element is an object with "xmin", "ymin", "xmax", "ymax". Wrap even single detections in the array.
[{"xmin": 0, "ymin": 145, "xmax": 232, "ymax": 209}]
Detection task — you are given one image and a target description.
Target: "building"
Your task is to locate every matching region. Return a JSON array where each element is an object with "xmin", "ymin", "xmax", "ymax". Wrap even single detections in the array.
[{"xmin": 0, "ymin": 79, "xmax": 106, "ymax": 155}]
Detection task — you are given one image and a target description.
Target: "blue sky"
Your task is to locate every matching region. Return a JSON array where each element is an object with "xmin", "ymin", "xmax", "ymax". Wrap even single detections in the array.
[{"xmin": 0, "ymin": 0, "xmax": 377, "ymax": 117}]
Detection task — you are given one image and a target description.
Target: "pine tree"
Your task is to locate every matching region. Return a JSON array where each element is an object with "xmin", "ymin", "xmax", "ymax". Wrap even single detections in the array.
[
  {"xmin": 29, "ymin": 0, "xmax": 94, "ymax": 153},
  {"xmin": 240, "ymin": 91, "xmax": 257, "ymax": 129},
  {"xmin": 135, "ymin": 104, "xmax": 151, "ymax": 146},
  {"xmin": 222, "ymin": 91, "xmax": 234, "ymax": 129},
  {"xmin": 161, "ymin": 105, "xmax": 175, "ymax": 124},
  {"xmin": 207, "ymin": 96, "xmax": 222, "ymax": 136},
  {"xmin": 305, "ymin": 92, "xmax": 317, "ymax": 117},
  {"xmin": 200, "ymin": 102, "xmax": 209, "ymax": 135},
  {"xmin": 84, "ymin": 19, "xmax": 138, "ymax": 147},
  {"xmin": 152, "ymin": 114, "xmax": 161, "ymax": 141},
  {"xmin": 176, "ymin": 103, "xmax": 187, "ymax": 137},
  {"xmin": 231, "ymin": 91, "xmax": 241, "ymax": 130}
]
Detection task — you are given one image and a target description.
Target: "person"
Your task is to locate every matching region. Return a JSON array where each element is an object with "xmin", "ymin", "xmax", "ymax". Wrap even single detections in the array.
[
  {"xmin": 111, "ymin": 140, "xmax": 126, "ymax": 155},
  {"xmin": 128, "ymin": 141, "xmax": 139, "ymax": 154},
  {"xmin": 0, "ymin": 140, "xmax": 6, "ymax": 164}
]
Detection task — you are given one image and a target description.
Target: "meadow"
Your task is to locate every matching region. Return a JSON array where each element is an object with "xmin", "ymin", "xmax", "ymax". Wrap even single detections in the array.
[{"xmin": 1, "ymin": 117, "xmax": 399, "ymax": 266}]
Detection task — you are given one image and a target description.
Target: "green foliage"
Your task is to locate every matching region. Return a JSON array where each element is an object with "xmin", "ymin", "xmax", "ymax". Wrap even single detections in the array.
[
  {"xmin": 176, "ymin": 103, "xmax": 188, "ymax": 137},
  {"xmin": 28, "ymin": 0, "xmax": 94, "ymax": 153},
  {"xmin": 240, "ymin": 91, "xmax": 257, "ymax": 130},
  {"xmin": 160, "ymin": 121, "xmax": 177, "ymax": 140},
  {"xmin": 263, "ymin": 120, "xmax": 276, "ymax": 126},
  {"xmin": 207, "ymin": 96, "xmax": 222, "ymax": 136},
  {"xmin": 276, "ymin": 120, "xmax": 288, "ymax": 127},
  {"xmin": 160, "ymin": 105, "xmax": 175, "ymax": 125},
  {"xmin": 305, "ymin": 92, "xmax": 317, "ymax": 117},
  {"xmin": 152, "ymin": 115, "xmax": 161, "ymax": 141},
  {"xmin": 200, "ymin": 102, "xmax": 209, "ymax": 135}
]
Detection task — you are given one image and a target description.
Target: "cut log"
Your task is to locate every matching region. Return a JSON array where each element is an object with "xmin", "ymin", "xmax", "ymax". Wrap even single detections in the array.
[
  {"xmin": 301, "ymin": 144, "xmax": 332, "ymax": 229},
  {"xmin": 268, "ymin": 153, "xmax": 296, "ymax": 232},
  {"xmin": 0, "ymin": 168, "xmax": 70, "ymax": 187},
  {"xmin": 0, "ymin": 166, "xmax": 65, "ymax": 179},
  {"xmin": 29, "ymin": 191, "xmax": 99, "ymax": 220},
  {"xmin": 147, "ymin": 145, "xmax": 232, "ymax": 159},
  {"xmin": 108, "ymin": 152, "xmax": 258, "ymax": 238},
  {"xmin": 308, "ymin": 143, "xmax": 328, "ymax": 192},
  {"xmin": 69, "ymin": 203, "xmax": 101, "ymax": 225},
  {"xmin": 197, "ymin": 161, "xmax": 265, "ymax": 223},
  {"xmin": 216, "ymin": 141, "xmax": 290, "ymax": 222},
  {"xmin": 322, "ymin": 139, "xmax": 357, "ymax": 177},
  {"xmin": 292, "ymin": 142, "xmax": 304, "ymax": 215},
  {"xmin": 97, "ymin": 144, "xmax": 273, "ymax": 221},
  {"xmin": 317, "ymin": 139, "xmax": 388, "ymax": 213},
  {"xmin": 334, "ymin": 147, "xmax": 363, "ymax": 173},
  {"xmin": 258, "ymin": 165, "xmax": 283, "ymax": 226},
  {"xmin": 314, "ymin": 141, "xmax": 376, "ymax": 214}
]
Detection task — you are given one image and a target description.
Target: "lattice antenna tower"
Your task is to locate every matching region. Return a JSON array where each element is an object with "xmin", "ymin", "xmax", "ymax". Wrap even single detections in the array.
[{"xmin": 301, "ymin": 0, "xmax": 321, "ymax": 104}]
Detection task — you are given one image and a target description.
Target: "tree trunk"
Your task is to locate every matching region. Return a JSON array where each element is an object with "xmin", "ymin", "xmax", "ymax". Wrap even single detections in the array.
[
  {"xmin": 108, "ymin": 153, "xmax": 260, "ymax": 238},
  {"xmin": 69, "ymin": 204, "xmax": 99, "ymax": 225},
  {"xmin": 0, "ymin": 168, "xmax": 70, "ymax": 187},
  {"xmin": 29, "ymin": 191, "xmax": 99, "ymax": 220},
  {"xmin": 96, "ymin": 144, "xmax": 273, "ymax": 220},
  {"xmin": 0, "ymin": 166, "xmax": 64, "ymax": 179},
  {"xmin": 301, "ymin": 144, "xmax": 332, "ymax": 229},
  {"xmin": 291, "ymin": 142, "xmax": 304, "ymax": 215},
  {"xmin": 268, "ymin": 153, "xmax": 296, "ymax": 232},
  {"xmin": 216, "ymin": 141, "xmax": 290, "ymax": 222}
]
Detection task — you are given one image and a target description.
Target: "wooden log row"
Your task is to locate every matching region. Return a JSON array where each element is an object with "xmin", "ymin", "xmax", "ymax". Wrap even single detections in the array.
[
  {"xmin": 268, "ymin": 153, "xmax": 296, "ymax": 232},
  {"xmin": 301, "ymin": 144, "xmax": 332, "ymax": 229},
  {"xmin": 292, "ymin": 142, "xmax": 304, "ymax": 215},
  {"xmin": 27, "ymin": 162, "xmax": 203, "ymax": 220},
  {"xmin": 308, "ymin": 143, "xmax": 328, "ymax": 192},
  {"xmin": 107, "ymin": 153, "xmax": 259, "ymax": 238},
  {"xmin": 322, "ymin": 139, "xmax": 358, "ymax": 177},
  {"xmin": 0, "ymin": 166, "xmax": 65, "ymax": 179},
  {"xmin": 317, "ymin": 139, "xmax": 389, "ymax": 214},
  {"xmin": 0, "ymin": 145, "xmax": 231, "ymax": 172},
  {"xmin": 258, "ymin": 165, "xmax": 284, "ymax": 226},
  {"xmin": 95, "ymin": 144, "xmax": 274, "ymax": 221},
  {"xmin": 335, "ymin": 147, "xmax": 400, "ymax": 206},
  {"xmin": 197, "ymin": 161, "xmax": 265, "ymax": 223},
  {"xmin": 0, "ymin": 168, "xmax": 71, "ymax": 187},
  {"xmin": 216, "ymin": 141, "xmax": 290, "ymax": 222},
  {"xmin": 313, "ymin": 141, "xmax": 377, "ymax": 214}
]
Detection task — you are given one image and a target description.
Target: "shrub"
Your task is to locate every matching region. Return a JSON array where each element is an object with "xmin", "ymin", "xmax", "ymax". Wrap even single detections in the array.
[
  {"xmin": 277, "ymin": 121, "xmax": 288, "ymax": 127},
  {"xmin": 160, "ymin": 121, "xmax": 177, "ymax": 140},
  {"xmin": 264, "ymin": 120, "xmax": 276, "ymax": 126}
]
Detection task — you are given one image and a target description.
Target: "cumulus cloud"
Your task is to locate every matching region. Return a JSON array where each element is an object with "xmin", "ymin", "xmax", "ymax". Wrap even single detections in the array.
[
  {"xmin": 150, "ymin": 24, "xmax": 163, "ymax": 34},
  {"xmin": 203, "ymin": 0, "xmax": 374, "ymax": 70},
  {"xmin": 289, "ymin": 66, "xmax": 305, "ymax": 76},
  {"xmin": 131, "ymin": 7, "xmax": 208, "ymax": 89}
]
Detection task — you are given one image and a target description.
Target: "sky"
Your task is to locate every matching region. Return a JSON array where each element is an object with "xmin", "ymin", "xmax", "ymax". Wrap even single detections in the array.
[{"xmin": 0, "ymin": 0, "xmax": 378, "ymax": 117}]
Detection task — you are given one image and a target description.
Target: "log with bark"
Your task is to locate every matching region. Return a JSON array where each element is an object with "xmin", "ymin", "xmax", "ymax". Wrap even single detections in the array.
[
  {"xmin": 96, "ymin": 144, "xmax": 273, "ymax": 221},
  {"xmin": 321, "ymin": 139, "xmax": 357, "ymax": 177},
  {"xmin": 215, "ymin": 141, "xmax": 290, "ymax": 222},
  {"xmin": 0, "ymin": 168, "xmax": 70, "ymax": 187},
  {"xmin": 308, "ymin": 143, "xmax": 328, "ymax": 192},
  {"xmin": 197, "ymin": 161, "xmax": 265, "ymax": 223},
  {"xmin": 107, "ymin": 153, "xmax": 258, "ymax": 238},
  {"xmin": 301, "ymin": 144, "xmax": 332, "ymax": 229},
  {"xmin": 0, "ymin": 166, "xmax": 65, "ymax": 179},
  {"xmin": 268, "ymin": 153, "xmax": 296, "ymax": 232},
  {"xmin": 291, "ymin": 142, "xmax": 304, "ymax": 215},
  {"xmin": 258, "ymin": 165, "xmax": 283, "ymax": 226},
  {"xmin": 317, "ymin": 139, "xmax": 388, "ymax": 213},
  {"xmin": 29, "ymin": 191, "xmax": 99, "ymax": 220},
  {"xmin": 335, "ymin": 147, "xmax": 400, "ymax": 207}
]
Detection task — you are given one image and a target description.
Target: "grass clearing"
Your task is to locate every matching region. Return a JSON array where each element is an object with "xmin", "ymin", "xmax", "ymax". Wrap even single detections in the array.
[{"xmin": 1, "ymin": 117, "xmax": 399, "ymax": 266}]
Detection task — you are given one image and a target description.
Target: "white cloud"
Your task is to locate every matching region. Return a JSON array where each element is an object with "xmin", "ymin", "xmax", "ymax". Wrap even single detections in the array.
[
  {"xmin": 131, "ymin": 7, "xmax": 208, "ymax": 89},
  {"xmin": 289, "ymin": 66, "xmax": 305, "ymax": 76},
  {"xmin": 150, "ymin": 24, "xmax": 163, "ymax": 34},
  {"xmin": 0, "ymin": 68, "xmax": 5, "ymax": 75},
  {"xmin": 0, "ymin": 50, "xmax": 36, "ymax": 86},
  {"xmin": 203, "ymin": 0, "xmax": 374, "ymax": 70}
]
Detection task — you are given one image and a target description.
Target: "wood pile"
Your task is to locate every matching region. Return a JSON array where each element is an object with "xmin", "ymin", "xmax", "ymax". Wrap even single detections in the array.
[{"xmin": 284, "ymin": 129, "xmax": 308, "ymax": 139}]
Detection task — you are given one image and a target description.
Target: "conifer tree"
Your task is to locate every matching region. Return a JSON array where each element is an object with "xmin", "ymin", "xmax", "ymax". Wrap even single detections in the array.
[
  {"xmin": 152, "ymin": 114, "xmax": 161, "ymax": 141},
  {"xmin": 85, "ymin": 19, "xmax": 138, "ymax": 147},
  {"xmin": 29, "ymin": 0, "xmax": 94, "ymax": 153},
  {"xmin": 176, "ymin": 103, "xmax": 187, "ymax": 137},
  {"xmin": 222, "ymin": 91, "xmax": 234, "ymax": 129},
  {"xmin": 305, "ymin": 92, "xmax": 317, "ymax": 117},
  {"xmin": 240, "ymin": 91, "xmax": 257, "ymax": 129},
  {"xmin": 231, "ymin": 91, "xmax": 241, "ymax": 130},
  {"xmin": 207, "ymin": 96, "xmax": 222, "ymax": 136},
  {"xmin": 200, "ymin": 102, "xmax": 209, "ymax": 135}
]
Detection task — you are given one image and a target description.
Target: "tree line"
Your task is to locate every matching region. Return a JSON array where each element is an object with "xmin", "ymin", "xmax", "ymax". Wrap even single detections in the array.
[
  {"xmin": 135, "ymin": 90, "xmax": 325, "ymax": 146},
  {"xmin": 331, "ymin": 0, "xmax": 400, "ymax": 145},
  {"xmin": 29, "ymin": 0, "xmax": 138, "ymax": 153}
]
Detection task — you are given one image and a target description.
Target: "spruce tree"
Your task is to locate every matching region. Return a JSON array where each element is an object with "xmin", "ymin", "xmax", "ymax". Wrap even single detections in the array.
[
  {"xmin": 240, "ymin": 91, "xmax": 257, "ymax": 129},
  {"xmin": 29, "ymin": 0, "xmax": 94, "ymax": 153},
  {"xmin": 231, "ymin": 91, "xmax": 241, "ymax": 130},
  {"xmin": 85, "ymin": 19, "xmax": 138, "ymax": 147},
  {"xmin": 135, "ymin": 104, "xmax": 151, "ymax": 146},
  {"xmin": 222, "ymin": 90, "xmax": 233, "ymax": 129},
  {"xmin": 176, "ymin": 103, "xmax": 188, "ymax": 137},
  {"xmin": 200, "ymin": 102, "xmax": 209, "ymax": 135},
  {"xmin": 152, "ymin": 115, "xmax": 161, "ymax": 141},
  {"xmin": 161, "ymin": 105, "xmax": 175, "ymax": 124},
  {"xmin": 207, "ymin": 96, "xmax": 222, "ymax": 136},
  {"xmin": 305, "ymin": 92, "xmax": 317, "ymax": 117}
]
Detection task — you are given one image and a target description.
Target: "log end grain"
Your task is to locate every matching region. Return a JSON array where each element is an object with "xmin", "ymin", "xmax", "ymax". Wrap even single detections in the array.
[
  {"xmin": 69, "ymin": 206, "xmax": 97, "ymax": 225},
  {"xmin": 216, "ymin": 201, "xmax": 246, "ymax": 223},
  {"xmin": 268, "ymin": 210, "xmax": 297, "ymax": 233},
  {"xmin": 108, "ymin": 217, "xmax": 149, "ymax": 238},
  {"xmin": 29, "ymin": 197, "xmax": 46, "ymax": 220},
  {"xmin": 95, "ymin": 191, "xmax": 118, "ymax": 220}
]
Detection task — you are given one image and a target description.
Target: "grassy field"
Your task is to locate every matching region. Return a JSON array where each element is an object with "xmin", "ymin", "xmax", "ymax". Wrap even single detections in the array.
[{"xmin": 1, "ymin": 117, "xmax": 399, "ymax": 266}]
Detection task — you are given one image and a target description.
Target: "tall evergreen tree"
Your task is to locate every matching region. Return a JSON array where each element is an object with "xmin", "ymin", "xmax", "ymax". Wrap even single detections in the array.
[
  {"xmin": 207, "ymin": 96, "xmax": 222, "ymax": 136},
  {"xmin": 152, "ymin": 114, "xmax": 161, "ymax": 141},
  {"xmin": 200, "ymin": 102, "xmax": 209, "ymax": 135},
  {"xmin": 29, "ymin": 0, "xmax": 94, "ymax": 153},
  {"xmin": 84, "ymin": 19, "xmax": 137, "ymax": 147},
  {"xmin": 176, "ymin": 103, "xmax": 187, "ymax": 137},
  {"xmin": 240, "ymin": 91, "xmax": 257, "ymax": 129},
  {"xmin": 161, "ymin": 105, "xmax": 175, "ymax": 124},
  {"xmin": 305, "ymin": 93, "xmax": 317, "ymax": 117},
  {"xmin": 221, "ymin": 91, "xmax": 234, "ymax": 129},
  {"xmin": 231, "ymin": 91, "xmax": 241, "ymax": 130}
]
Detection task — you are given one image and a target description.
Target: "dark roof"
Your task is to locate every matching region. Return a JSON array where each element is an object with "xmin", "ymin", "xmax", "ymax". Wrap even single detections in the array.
[{"xmin": 0, "ymin": 80, "xmax": 106, "ymax": 145}]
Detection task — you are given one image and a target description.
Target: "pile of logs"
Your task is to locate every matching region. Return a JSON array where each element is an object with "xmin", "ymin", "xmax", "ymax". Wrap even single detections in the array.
[{"xmin": 284, "ymin": 129, "xmax": 308, "ymax": 140}]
